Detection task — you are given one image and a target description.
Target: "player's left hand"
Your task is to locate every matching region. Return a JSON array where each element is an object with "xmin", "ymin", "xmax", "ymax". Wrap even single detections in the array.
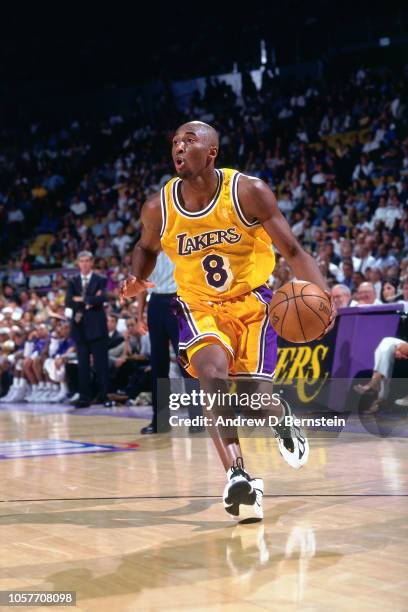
[{"xmin": 316, "ymin": 291, "xmax": 337, "ymax": 340}]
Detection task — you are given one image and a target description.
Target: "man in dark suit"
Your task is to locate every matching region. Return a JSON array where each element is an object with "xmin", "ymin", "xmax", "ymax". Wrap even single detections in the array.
[{"xmin": 65, "ymin": 250, "xmax": 109, "ymax": 408}]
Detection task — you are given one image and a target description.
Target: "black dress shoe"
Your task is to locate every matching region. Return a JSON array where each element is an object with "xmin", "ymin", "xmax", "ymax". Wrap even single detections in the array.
[
  {"xmin": 91, "ymin": 395, "xmax": 109, "ymax": 405},
  {"xmin": 73, "ymin": 400, "xmax": 91, "ymax": 409},
  {"xmin": 140, "ymin": 423, "xmax": 171, "ymax": 434},
  {"xmin": 141, "ymin": 424, "xmax": 156, "ymax": 434}
]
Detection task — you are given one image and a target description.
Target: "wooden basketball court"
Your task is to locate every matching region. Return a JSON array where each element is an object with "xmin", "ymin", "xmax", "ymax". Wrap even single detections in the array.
[{"xmin": 0, "ymin": 404, "xmax": 407, "ymax": 611}]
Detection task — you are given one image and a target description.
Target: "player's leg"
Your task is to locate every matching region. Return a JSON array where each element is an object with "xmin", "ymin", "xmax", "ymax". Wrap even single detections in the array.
[
  {"xmin": 234, "ymin": 286, "xmax": 309, "ymax": 469},
  {"xmin": 190, "ymin": 342, "xmax": 241, "ymax": 469},
  {"xmin": 191, "ymin": 343, "xmax": 263, "ymax": 521},
  {"xmin": 241, "ymin": 379, "xmax": 309, "ymax": 469}
]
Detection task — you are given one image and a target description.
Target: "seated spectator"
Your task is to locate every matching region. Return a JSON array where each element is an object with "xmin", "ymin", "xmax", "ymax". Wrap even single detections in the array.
[
  {"xmin": 107, "ymin": 317, "xmax": 151, "ymax": 405},
  {"xmin": 22, "ymin": 324, "xmax": 51, "ymax": 402},
  {"xmin": 95, "ymin": 237, "xmax": 114, "ymax": 259},
  {"xmin": 70, "ymin": 195, "xmax": 87, "ymax": 217},
  {"xmin": 107, "ymin": 314, "xmax": 125, "ymax": 368},
  {"xmin": 356, "ymin": 244, "xmax": 376, "ymax": 275},
  {"xmin": 0, "ymin": 328, "xmax": 27, "ymax": 402},
  {"xmin": 354, "ymin": 338, "xmax": 408, "ymax": 413},
  {"xmin": 352, "ymin": 154, "xmax": 374, "ymax": 181},
  {"xmin": 355, "ymin": 282, "xmax": 382, "ymax": 306},
  {"xmin": 107, "ymin": 211, "xmax": 123, "ymax": 236},
  {"xmin": 375, "ymin": 244, "xmax": 398, "ymax": 273},
  {"xmin": 91, "ymin": 214, "xmax": 107, "ymax": 238},
  {"xmin": 331, "ymin": 284, "xmax": 354, "ymax": 309},
  {"xmin": 384, "ymin": 195, "xmax": 403, "ymax": 230},
  {"xmin": 112, "ymin": 226, "xmax": 133, "ymax": 257},
  {"xmin": 380, "ymin": 278, "xmax": 400, "ymax": 304},
  {"xmin": 42, "ymin": 320, "xmax": 75, "ymax": 402}
]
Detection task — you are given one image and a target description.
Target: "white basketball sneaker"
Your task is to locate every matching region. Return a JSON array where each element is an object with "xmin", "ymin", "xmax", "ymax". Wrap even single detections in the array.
[
  {"xmin": 223, "ymin": 457, "xmax": 264, "ymax": 522},
  {"xmin": 272, "ymin": 398, "xmax": 309, "ymax": 469},
  {"xmin": 0, "ymin": 382, "xmax": 18, "ymax": 402}
]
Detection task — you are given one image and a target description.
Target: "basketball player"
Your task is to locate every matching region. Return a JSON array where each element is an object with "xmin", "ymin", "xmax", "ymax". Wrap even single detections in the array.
[{"xmin": 121, "ymin": 121, "xmax": 336, "ymax": 521}]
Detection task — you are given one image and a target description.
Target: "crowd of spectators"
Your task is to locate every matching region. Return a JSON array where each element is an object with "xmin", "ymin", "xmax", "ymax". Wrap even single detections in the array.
[{"xmin": 0, "ymin": 61, "xmax": 407, "ymax": 401}]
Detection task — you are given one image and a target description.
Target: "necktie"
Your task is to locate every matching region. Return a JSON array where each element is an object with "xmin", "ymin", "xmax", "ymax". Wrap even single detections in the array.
[{"xmin": 82, "ymin": 276, "xmax": 89, "ymax": 296}]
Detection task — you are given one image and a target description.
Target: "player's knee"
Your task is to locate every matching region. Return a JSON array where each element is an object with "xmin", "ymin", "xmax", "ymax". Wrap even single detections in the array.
[{"xmin": 196, "ymin": 362, "xmax": 228, "ymax": 381}]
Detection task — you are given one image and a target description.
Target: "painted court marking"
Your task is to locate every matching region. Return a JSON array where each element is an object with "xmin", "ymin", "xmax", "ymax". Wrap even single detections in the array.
[{"xmin": 0, "ymin": 439, "xmax": 139, "ymax": 460}]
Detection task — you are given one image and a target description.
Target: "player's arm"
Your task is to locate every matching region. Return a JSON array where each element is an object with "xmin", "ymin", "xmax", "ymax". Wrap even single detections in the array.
[
  {"xmin": 135, "ymin": 290, "xmax": 148, "ymax": 335},
  {"xmin": 120, "ymin": 193, "xmax": 162, "ymax": 301},
  {"xmin": 238, "ymin": 176, "xmax": 336, "ymax": 331}
]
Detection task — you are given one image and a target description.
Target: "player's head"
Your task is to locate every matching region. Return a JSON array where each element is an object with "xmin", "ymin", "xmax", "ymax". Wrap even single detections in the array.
[{"xmin": 172, "ymin": 121, "xmax": 219, "ymax": 178}]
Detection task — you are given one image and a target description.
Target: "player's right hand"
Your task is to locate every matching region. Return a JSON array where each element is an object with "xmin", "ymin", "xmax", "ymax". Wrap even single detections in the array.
[
  {"xmin": 119, "ymin": 275, "xmax": 155, "ymax": 303},
  {"xmin": 136, "ymin": 320, "xmax": 148, "ymax": 335}
]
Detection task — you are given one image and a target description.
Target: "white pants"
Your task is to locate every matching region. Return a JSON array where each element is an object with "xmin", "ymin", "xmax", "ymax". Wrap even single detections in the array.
[
  {"xmin": 374, "ymin": 337, "xmax": 401, "ymax": 399},
  {"xmin": 43, "ymin": 358, "xmax": 65, "ymax": 383}
]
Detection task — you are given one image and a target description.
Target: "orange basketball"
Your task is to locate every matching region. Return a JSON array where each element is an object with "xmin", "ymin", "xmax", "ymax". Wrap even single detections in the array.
[{"xmin": 269, "ymin": 280, "xmax": 331, "ymax": 343}]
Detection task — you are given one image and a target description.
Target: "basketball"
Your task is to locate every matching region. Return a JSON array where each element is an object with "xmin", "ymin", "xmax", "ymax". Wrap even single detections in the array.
[{"xmin": 269, "ymin": 280, "xmax": 331, "ymax": 343}]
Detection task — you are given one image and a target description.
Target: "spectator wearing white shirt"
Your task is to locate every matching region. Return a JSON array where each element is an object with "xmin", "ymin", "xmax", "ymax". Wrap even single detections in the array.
[
  {"xmin": 311, "ymin": 163, "xmax": 326, "ymax": 185},
  {"xmin": 362, "ymin": 132, "xmax": 380, "ymax": 154},
  {"xmin": 336, "ymin": 240, "xmax": 361, "ymax": 281},
  {"xmin": 91, "ymin": 215, "xmax": 107, "ymax": 238},
  {"xmin": 70, "ymin": 196, "xmax": 87, "ymax": 217},
  {"xmin": 384, "ymin": 195, "xmax": 403, "ymax": 230},
  {"xmin": 355, "ymin": 282, "xmax": 382, "ymax": 306},
  {"xmin": 290, "ymin": 179, "xmax": 304, "ymax": 203},
  {"xmin": 352, "ymin": 154, "xmax": 375, "ymax": 181},
  {"xmin": 95, "ymin": 237, "xmax": 114, "ymax": 259},
  {"xmin": 291, "ymin": 211, "xmax": 304, "ymax": 238},
  {"xmin": 323, "ymin": 180, "xmax": 338, "ymax": 205},
  {"xmin": 371, "ymin": 196, "xmax": 388, "ymax": 225},
  {"xmin": 7, "ymin": 206, "xmax": 24, "ymax": 223},
  {"xmin": 277, "ymin": 191, "xmax": 294, "ymax": 214},
  {"xmin": 112, "ymin": 227, "xmax": 133, "ymax": 257},
  {"xmin": 107, "ymin": 211, "xmax": 124, "ymax": 236},
  {"xmin": 356, "ymin": 244, "xmax": 377, "ymax": 275},
  {"xmin": 278, "ymin": 106, "xmax": 293, "ymax": 120},
  {"xmin": 375, "ymin": 244, "xmax": 399, "ymax": 273}
]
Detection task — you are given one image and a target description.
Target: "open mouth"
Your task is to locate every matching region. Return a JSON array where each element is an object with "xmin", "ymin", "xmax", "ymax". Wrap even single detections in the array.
[{"xmin": 175, "ymin": 157, "xmax": 185, "ymax": 169}]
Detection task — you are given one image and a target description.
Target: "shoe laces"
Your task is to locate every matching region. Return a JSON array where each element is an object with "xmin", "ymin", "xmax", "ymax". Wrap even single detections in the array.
[{"xmin": 230, "ymin": 456, "xmax": 247, "ymax": 477}]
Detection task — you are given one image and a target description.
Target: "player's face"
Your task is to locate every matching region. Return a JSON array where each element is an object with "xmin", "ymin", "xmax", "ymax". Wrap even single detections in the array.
[{"xmin": 172, "ymin": 129, "xmax": 210, "ymax": 178}]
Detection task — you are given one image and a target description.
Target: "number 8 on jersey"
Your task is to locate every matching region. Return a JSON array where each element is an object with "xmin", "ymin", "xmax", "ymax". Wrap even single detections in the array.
[{"xmin": 202, "ymin": 253, "xmax": 233, "ymax": 292}]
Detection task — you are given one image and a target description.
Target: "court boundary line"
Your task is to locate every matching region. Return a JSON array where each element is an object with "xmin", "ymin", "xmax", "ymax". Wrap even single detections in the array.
[{"xmin": 1, "ymin": 493, "xmax": 408, "ymax": 503}]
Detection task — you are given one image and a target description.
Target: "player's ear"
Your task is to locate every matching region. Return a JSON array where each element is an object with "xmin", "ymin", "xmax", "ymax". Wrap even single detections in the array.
[{"xmin": 208, "ymin": 145, "xmax": 218, "ymax": 161}]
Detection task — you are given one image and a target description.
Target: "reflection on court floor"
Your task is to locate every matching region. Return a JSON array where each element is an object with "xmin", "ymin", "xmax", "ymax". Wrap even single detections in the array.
[{"xmin": 0, "ymin": 404, "xmax": 407, "ymax": 610}]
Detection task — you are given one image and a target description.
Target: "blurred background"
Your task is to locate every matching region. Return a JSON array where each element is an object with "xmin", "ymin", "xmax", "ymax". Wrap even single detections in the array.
[{"xmin": 0, "ymin": 0, "xmax": 407, "ymax": 406}]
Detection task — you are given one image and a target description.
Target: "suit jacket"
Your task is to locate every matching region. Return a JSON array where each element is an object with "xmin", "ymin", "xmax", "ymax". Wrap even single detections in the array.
[
  {"xmin": 65, "ymin": 272, "xmax": 108, "ymax": 342},
  {"xmin": 108, "ymin": 330, "xmax": 125, "ymax": 359},
  {"xmin": 108, "ymin": 329, "xmax": 124, "ymax": 351}
]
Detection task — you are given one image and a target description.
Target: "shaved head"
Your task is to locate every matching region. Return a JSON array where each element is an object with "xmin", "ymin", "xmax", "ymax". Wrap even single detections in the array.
[{"xmin": 175, "ymin": 121, "xmax": 219, "ymax": 148}]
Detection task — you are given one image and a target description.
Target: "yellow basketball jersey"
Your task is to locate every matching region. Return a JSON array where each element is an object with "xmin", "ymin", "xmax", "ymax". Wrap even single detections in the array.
[{"xmin": 160, "ymin": 168, "xmax": 275, "ymax": 303}]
